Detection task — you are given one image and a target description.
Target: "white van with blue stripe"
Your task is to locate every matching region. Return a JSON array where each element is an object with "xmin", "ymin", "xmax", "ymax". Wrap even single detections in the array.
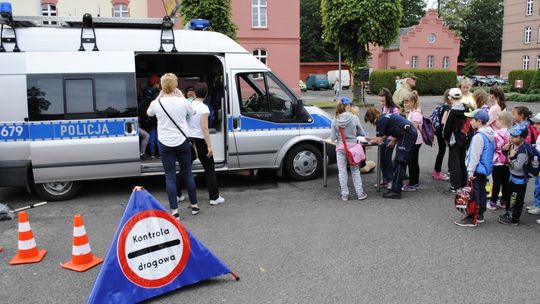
[{"xmin": 0, "ymin": 9, "xmax": 335, "ymax": 201}]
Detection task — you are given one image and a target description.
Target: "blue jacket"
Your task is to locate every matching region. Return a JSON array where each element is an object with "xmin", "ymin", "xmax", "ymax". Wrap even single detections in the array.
[{"xmin": 466, "ymin": 127, "xmax": 495, "ymax": 177}]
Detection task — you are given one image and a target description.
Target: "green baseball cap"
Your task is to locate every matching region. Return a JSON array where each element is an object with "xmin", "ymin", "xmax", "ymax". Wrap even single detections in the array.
[{"xmin": 402, "ymin": 72, "xmax": 417, "ymax": 79}]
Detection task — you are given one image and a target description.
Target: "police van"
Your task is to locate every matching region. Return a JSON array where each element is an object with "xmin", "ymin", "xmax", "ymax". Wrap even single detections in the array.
[{"xmin": 0, "ymin": 6, "xmax": 335, "ymax": 201}]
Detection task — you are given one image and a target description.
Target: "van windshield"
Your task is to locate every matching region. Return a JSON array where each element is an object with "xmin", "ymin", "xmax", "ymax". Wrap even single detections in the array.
[{"xmin": 315, "ymin": 75, "xmax": 326, "ymax": 80}]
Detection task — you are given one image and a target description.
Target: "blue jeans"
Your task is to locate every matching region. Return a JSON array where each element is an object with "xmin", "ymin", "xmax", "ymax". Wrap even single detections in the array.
[
  {"xmin": 473, "ymin": 174, "xmax": 487, "ymax": 217},
  {"xmin": 535, "ymin": 176, "xmax": 540, "ymax": 208},
  {"xmin": 379, "ymin": 139, "xmax": 395, "ymax": 183},
  {"xmin": 158, "ymin": 140, "xmax": 197, "ymax": 209},
  {"xmin": 148, "ymin": 128, "xmax": 158, "ymax": 156}
]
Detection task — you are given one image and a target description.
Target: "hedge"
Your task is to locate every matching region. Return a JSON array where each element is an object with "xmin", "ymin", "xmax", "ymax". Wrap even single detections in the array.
[
  {"xmin": 508, "ymin": 70, "xmax": 536, "ymax": 92},
  {"xmin": 505, "ymin": 93, "xmax": 540, "ymax": 102},
  {"xmin": 369, "ymin": 69, "xmax": 457, "ymax": 95}
]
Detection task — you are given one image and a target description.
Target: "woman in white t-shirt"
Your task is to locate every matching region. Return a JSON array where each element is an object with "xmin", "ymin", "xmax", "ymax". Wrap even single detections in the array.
[
  {"xmin": 188, "ymin": 83, "xmax": 225, "ymax": 205},
  {"xmin": 147, "ymin": 73, "xmax": 199, "ymax": 218}
]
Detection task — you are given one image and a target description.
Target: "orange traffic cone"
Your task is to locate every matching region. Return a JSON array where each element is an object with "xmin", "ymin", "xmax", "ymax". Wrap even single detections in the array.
[
  {"xmin": 9, "ymin": 211, "xmax": 47, "ymax": 265},
  {"xmin": 61, "ymin": 214, "xmax": 103, "ymax": 272}
]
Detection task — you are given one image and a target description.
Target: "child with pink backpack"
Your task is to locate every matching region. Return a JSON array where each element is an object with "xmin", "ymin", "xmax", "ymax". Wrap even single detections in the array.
[{"xmin": 488, "ymin": 111, "xmax": 512, "ymax": 210}]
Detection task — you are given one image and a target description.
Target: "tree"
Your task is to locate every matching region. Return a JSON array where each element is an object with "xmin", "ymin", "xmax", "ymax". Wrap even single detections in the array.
[
  {"xmin": 459, "ymin": 0, "xmax": 503, "ymax": 62},
  {"xmin": 461, "ymin": 56, "xmax": 477, "ymax": 77},
  {"xmin": 401, "ymin": 0, "xmax": 426, "ymax": 27},
  {"xmin": 300, "ymin": 0, "xmax": 336, "ymax": 62},
  {"xmin": 438, "ymin": 0, "xmax": 502, "ymax": 62},
  {"xmin": 438, "ymin": 0, "xmax": 471, "ymax": 35},
  {"xmin": 180, "ymin": 0, "xmax": 237, "ymax": 40},
  {"xmin": 321, "ymin": 0, "xmax": 402, "ymax": 102}
]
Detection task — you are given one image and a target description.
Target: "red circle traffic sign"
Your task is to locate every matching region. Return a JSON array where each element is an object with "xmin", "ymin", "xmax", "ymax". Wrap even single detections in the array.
[{"xmin": 117, "ymin": 210, "xmax": 190, "ymax": 288}]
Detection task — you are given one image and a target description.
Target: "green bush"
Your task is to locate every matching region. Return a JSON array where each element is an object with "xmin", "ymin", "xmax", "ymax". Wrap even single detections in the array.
[
  {"xmin": 508, "ymin": 70, "xmax": 536, "ymax": 92},
  {"xmin": 505, "ymin": 93, "xmax": 540, "ymax": 102},
  {"xmin": 528, "ymin": 69, "xmax": 540, "ymax": 94},
  {"xmin": 369, "ymin": 69, "xmax": 457, "ymax": 95}
]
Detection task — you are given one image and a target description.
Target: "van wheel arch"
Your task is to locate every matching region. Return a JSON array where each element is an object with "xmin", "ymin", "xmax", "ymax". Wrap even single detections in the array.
[{"xmin": 284, "ymin": 142, "xmax": 323, "ymax": 181}]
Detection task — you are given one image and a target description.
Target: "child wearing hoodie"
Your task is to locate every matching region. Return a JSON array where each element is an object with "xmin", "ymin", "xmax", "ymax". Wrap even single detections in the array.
[
  {"xmin": 499, "ymin": 124, "xmax": 529, "ymax": 225},
  {"xmin": 487, "ymin": 111, "xmax": 512, "ymax": 210},
  {"xmin": 331, "ymin": 97, "xmax": 368, "ymax": 201},
  {"xmin": 455, "ymin": 109, "xmax": 495, "ymax": 227}
]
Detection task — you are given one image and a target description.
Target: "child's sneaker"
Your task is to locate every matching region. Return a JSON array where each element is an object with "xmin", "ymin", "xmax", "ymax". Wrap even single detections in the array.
[
  {"xmin": 177, "ymin": 195, "xmax": 185, "ymax": 203},
  {"xmin": 341, "ymin": 195, "xmax": 349, "ymax": 201},
  {"xmin": 191, "ymin": 206, "xmax": 200, "ymax": 215},
  {"xmin": 455, "ymin": 216, "xmax": 477, "ymax": 227},
  {"xmin": 487, "ymin": 200, "xmax": 498, "ymax": 210},
  {"xmin": 498, "ymin": 213, "xmax": 518, "ymax": 226},
  {"xmin": 386, "ymin": 182, "xmax": 392, "ymax": 190},
  {"xmin": 476, "ymin": 214, "xmax": 485, "ymax": 223},
  {"xmin": 432, "ymin": 171, "xmax": 450, "ymax": 181},
  {"xmin": 444, "ymin": 187, "xmax": 458, "ymax": 194},
  {"xmin": 210, "ymin": 196, "xmax": 225, "ymax": 206},
  {"xmin": 401, "ymin": 184, "xmax": 417, "ymax": 192},
  {"xmin": 373, "ymin": 182, "xmax": 387, "ymax": 188},
  {"xmin": 527, "ymin": 207, "xmax": 540, "ymax": 215},
  {"xmin": 526, "ymin": 205, "xmax": 535, "ymax": 210},
  {"xmin": 358, "ymin": 193, "xmax": 368, "ymax": 201},
  {"xmin": 497, "ymin": 200, "xmax": 507, "ymax": 209}
]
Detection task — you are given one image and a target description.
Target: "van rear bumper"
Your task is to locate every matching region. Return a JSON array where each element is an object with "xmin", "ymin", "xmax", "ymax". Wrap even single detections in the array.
[{"xmin": 0, "ymin": 160, "xmax": 29, "ymax": 187}]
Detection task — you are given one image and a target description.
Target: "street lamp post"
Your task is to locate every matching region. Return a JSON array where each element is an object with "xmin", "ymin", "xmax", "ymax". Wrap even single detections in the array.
[{"xmin": 338, "ymin": 47, "xmax": 342, "ymax": 97}]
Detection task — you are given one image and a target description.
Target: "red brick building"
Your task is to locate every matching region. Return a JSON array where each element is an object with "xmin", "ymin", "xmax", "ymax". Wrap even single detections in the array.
[{"xmin": 370, "ymin": 9, "xmax": 461, "ymax": 72}]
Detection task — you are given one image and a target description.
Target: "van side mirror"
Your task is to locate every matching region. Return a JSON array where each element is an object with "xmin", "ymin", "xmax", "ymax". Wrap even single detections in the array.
[{"xmin": 295, "ymin": 99, "xmax": 304, "ymax": 116}]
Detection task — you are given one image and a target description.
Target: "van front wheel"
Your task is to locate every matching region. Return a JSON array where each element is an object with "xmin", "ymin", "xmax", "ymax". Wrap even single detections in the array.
[
  {"xmin": 33, "ymin": 181, "xmax": 82, "ymax": 201},
  {"xmin": 285, "ymin": 144, "xmax": 322, "ymax": 181}
]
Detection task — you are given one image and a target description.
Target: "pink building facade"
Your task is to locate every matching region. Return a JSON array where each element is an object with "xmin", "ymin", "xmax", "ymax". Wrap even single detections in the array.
[
  {"xmin": 370, "ymin": 9, "xmax": 460, "ymax": 72},
  {"xmin": 147, "ymin": 0, "xmax": 300, "ymax": 94}
]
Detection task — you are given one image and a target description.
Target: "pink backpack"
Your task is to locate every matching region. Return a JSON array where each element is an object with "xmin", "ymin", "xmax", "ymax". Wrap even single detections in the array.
[{"xmin": 493, "ymin": 130, "xmax": 509, "ymax": 165}]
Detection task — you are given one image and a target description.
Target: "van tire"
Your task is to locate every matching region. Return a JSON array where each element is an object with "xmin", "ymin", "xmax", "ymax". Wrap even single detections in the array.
[
  {"xmin": 33, "ymin": 181, "xmax": 83, "ymax": 201},
  {"xmin": 285, "ymin": 143, "xmax": 322, "ymax": 181}
]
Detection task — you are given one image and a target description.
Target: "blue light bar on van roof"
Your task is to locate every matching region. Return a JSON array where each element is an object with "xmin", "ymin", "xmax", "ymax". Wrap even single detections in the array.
[
  {"xmin": 0, "ymin": 2, "xmax": 12, "ymax": 15},
  {"xmin": 188, "ymin": 19, "xmax": 210, "ymax": 31}
]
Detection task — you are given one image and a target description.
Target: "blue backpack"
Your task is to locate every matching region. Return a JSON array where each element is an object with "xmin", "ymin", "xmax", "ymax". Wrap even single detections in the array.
[
  {"xmin": 430, "ymin": 104, "xmax": 446, "ymax": 130},
  {"xmin": 523, "ymin": 143, "xmax": 540, "ymax": 178}
]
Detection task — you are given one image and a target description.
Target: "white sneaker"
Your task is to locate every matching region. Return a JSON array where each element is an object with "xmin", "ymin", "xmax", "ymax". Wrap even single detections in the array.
[
  {"xmin": 526, "ymin": 205, "xmax": 535, "ymax": 210},
  {"xmin": 358, "ymin": 193, "xmax": 368, "ymax": 200},
  {"xmin": 537, "ymin": 219, "xmax": 540, "ymax": 225},
  {"xmin": 341, "ymin": 195, "xmax": 349, "ymax": 201},
  {"xmin": 177, "ymin": 195, "xmax": 185, "ymax": 203},
  {"xmin": 386, "ymin": 182, "xmax": 392, "ymax": 190},
  {"xmin": 210, "ymin": 196, "xmax": 225, "ymax": 206},
  {"xmin": 527, "ymin": 207, "xmax": 540, "ymax": 215}
]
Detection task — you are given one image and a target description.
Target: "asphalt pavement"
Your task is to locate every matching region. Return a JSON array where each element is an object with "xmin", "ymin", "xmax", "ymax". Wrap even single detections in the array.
[{"xmin": 1, "ymin": 91, "xmax": 540, "ymax": 304}]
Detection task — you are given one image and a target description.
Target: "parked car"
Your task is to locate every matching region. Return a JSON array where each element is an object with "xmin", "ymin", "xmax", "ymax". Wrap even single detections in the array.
[
  {"xmin": 306, "ymin": 74, "xmax": 330, "ymax": 90},
  {"xmin": 299, "ymin": 80, "xmax": 307, "ymax": 92},
  {"xmin": 486, "ymin": 75, "xmax": 508, "ymax": 85},
  {"xmin": 470, "ymin": 75, "xmax": 492, "ymax": 86}
]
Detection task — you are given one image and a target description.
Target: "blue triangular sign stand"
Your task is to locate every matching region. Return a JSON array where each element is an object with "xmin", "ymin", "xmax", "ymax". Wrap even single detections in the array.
[{"xmin": 88, "ymin": 186, "xmax": 239, "ymax": 304}]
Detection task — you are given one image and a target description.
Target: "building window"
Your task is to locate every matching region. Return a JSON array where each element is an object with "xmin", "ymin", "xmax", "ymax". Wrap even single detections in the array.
[
  {"xmin": 252, "ymin": 0, "xmax": 267, "ymax": 28},
  {"xmin": 253, "ymin": 49, "xmax": 267, "ymax": 65},
  {"xmin": 443, "ymin": 56, "xmax": 450, "ymax": 69},
  {"xmin": 523, "ymin": 55, "xmax": 530, "ymax": 69},
  {"xmin": 253, "ymin": 49, "xmax": 267, "ymax": 78},
  {"xmin": 42, "ymin": 4, "xmax": 57, "ymax": 25},
  {"xmin": 427, "ymin": 55, "xmax": 434, "ymax": 69},
  {"xmin": 537, "ymin": 55, "xmax": 540, "ymax": 69},
  {"xmin": 113, "ymin": 4, "xmax": 129, "ymax": 17},
  {"xmin": 527, "ymin": 0, "xmax": 533, "ymax": 16},
  {"xmin": 411, "ymin": 56, "xmax": 418, "ymax": 68},
  {"xmin": 525, "ymin": 26, "xmax": 532, "ymax": 44}
]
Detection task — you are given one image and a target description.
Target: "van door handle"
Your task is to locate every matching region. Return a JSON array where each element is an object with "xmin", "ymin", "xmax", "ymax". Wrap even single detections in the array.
[
  {"xmin": 124, "ymin": 121, "xmax": 136, "ymax": 135},
  {"xmin": 233, "ymin": 117, "xmax": 240, "ymax": 130}
]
